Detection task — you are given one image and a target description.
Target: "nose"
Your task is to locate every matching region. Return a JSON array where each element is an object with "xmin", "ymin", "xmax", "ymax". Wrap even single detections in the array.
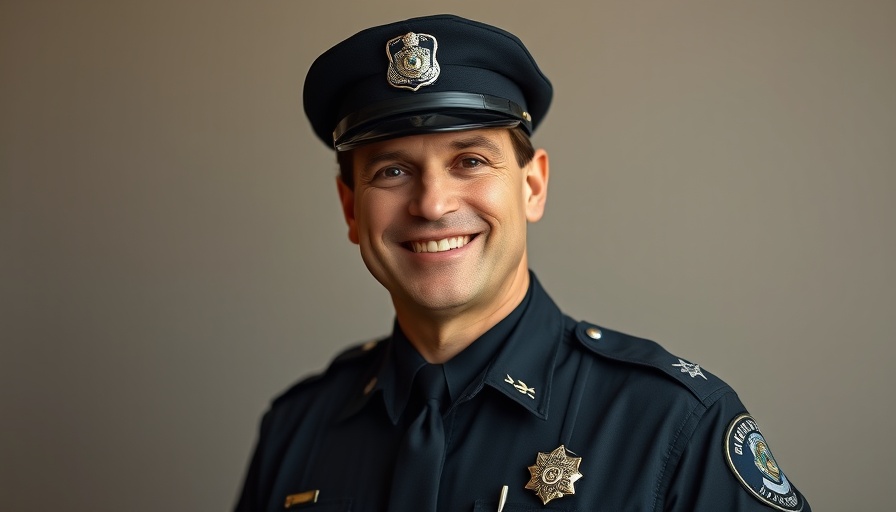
[{"xmin": 408, "ymin": 171, "xmax": 460, "ymax": 221}]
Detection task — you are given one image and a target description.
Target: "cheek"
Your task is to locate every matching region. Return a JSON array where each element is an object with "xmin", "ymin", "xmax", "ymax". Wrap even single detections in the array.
[
  {"xmin": 469, "ymin": 177, "xmax": 527, "ymax": 222},
  {"xmin": 356, "ymin": 192, "xmax": 401, "ymax": 240}
]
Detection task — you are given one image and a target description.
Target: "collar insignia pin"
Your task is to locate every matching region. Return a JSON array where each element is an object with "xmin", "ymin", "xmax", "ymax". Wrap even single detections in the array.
[
  {"xmin": 505, "ymin": 374, "xmax": 535, "ymax": 399},
  {"xmin": 672, "ymin": 358, "xmax": 708, "ymax": 380},
  {"xmin": 386, "ymin": 31, "xmax": 440, "ymax": 91},
  {"xmin": 525, "ymin": 445, "xmax": 583, "ymax": 505}
]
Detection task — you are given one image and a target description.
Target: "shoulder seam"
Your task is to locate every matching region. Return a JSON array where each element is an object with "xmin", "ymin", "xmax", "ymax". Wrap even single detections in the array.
[{"xmin": 651, "ymin": 388, "xmax": 740, "ymax": 511}]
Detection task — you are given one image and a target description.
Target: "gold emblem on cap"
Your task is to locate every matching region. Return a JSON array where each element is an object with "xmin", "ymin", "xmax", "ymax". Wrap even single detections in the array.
[
  {"xmin": 386, "ymin": 31, "xmax": 440, "ymax": 91},
  {"xmin": 524, "ymin": 445, "xmax": 583, "ymax": 505}
]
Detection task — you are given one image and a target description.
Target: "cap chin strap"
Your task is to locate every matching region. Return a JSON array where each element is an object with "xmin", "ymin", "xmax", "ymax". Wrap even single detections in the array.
[{"xmin": 333, "ymin": 91, "xmax": 531, "ymax": 150}]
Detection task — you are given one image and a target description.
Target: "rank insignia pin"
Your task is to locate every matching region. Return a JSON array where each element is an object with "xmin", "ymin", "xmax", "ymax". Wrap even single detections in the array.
[
  {"xmin": 524, "ymin": 445, "xmax": 583, "ymax": 505},
  {"xmin": 672, "ymin": 358, "xmax": 708, "ymax": 380}
]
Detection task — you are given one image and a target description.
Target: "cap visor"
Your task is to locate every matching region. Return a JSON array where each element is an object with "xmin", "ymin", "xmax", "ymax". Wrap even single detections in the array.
[{"xmin": 336, "ymin": 113, "xmax": 521, "ymax": 151}]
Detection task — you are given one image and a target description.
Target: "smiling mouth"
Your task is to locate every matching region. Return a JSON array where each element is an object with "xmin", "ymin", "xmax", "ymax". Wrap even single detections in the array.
[{"xmin": 408, "ymin": 235, "xmax": 473, "ymax": 254}]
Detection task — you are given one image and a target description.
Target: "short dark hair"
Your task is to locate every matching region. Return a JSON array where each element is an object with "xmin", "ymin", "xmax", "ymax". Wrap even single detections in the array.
[{"xmin": 336, "ymin": 126, "xmax": 536, "ymax": 189}]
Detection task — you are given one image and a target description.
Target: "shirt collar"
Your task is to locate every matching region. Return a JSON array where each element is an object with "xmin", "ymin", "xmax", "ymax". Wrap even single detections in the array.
[
  {"xmin": 480, "ymin": 273, "xmax": 563, "ymax": 419},
  {"xmin": 380, "ymin": 322, "xmax": 427, "ymax": 423},
  {"xmin": 442, "ymin": 283, "xmax": 532, "ymax": 404},
  {"xmin": 340, "ymin": 272, "xmax": 564, "ymax": 423}
]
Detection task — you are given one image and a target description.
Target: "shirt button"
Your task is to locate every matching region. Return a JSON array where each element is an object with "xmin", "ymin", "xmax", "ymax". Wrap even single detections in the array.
[{"xmin": 585, "ymin": 327, "xmax": 602, "ymax": 340}]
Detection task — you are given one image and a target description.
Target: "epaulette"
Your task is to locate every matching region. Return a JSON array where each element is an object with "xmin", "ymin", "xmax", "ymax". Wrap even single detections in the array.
[
  {"xmin": 330, "ymin": 335, "xmax": 389, "ymax": 365},
  {"xmin": 573, "ymin": 320, "xmax": 731, "ymax": 404},
  {"xmin": 271, "ymin": 335, "xmax": 389, "ymax": 406}
]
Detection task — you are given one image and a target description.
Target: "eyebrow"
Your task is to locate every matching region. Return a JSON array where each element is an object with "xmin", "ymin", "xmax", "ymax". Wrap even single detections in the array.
[
  {"xmin": 449, "ymin": 135, "xmax": 503, "ymax": 156},
  {"xmin": 364, "ymin": 150, "xmax": 409, "ymax": 169},
  {"xmin": 361, "ymin": 134, "xmax": 505, "ymax": 172}
]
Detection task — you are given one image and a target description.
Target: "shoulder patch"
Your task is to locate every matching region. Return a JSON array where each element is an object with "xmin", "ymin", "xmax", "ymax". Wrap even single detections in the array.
[
  {"xmin": 573, "ymin": 321, "xmax": 730, "ymax": 403},
  {"xmin": 725, "ymin": 414, "xmax": 804, "ymax": 511}
]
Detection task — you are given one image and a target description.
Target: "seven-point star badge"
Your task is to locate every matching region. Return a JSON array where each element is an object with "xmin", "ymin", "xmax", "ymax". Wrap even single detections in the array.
[{"xmin": 525, "ymin": 445, "xmax": 583, "ymax": 505}]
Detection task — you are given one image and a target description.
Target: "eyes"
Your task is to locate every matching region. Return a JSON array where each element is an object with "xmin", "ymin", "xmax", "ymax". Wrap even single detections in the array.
[
  {"xmin": 458, "ymin": 157, "xmax": 483, "ymax": 169},
  {"xmin": 380, "ymin": 167, "xmax": 405, "ymax": 179},
  {"xmin": 372, "ymin": 156, "xmax": 487, "ymax": 183}
]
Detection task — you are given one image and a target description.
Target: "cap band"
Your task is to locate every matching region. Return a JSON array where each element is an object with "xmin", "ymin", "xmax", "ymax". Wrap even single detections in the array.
[{"xmin": 332, "ymin": 91, "xmax": 532, "ymax": 150}]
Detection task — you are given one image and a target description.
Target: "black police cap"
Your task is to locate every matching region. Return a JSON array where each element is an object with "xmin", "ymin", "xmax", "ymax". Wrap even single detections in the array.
[{"xmin": 303, "ymin": 14, "xmax": 553, "ymax": 151}]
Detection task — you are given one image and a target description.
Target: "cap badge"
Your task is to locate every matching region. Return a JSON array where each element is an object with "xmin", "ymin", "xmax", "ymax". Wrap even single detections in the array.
[
  {"xmin": 524, "ymin": 445, "xmax": 583, "ymax": 505},
  {"xmin": 386, "ymin": 31, "xmax": 440, "ymax": 91}
]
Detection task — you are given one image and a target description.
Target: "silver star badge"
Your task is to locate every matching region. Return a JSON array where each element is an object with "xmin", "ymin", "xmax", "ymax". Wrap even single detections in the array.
[
  {"xmin": 672, "ymin": 358, "xmax": 708, "ymax": 379},
  {"xmin": 525, "ymin": 445, "xmax": 583, "ymax": 505}
]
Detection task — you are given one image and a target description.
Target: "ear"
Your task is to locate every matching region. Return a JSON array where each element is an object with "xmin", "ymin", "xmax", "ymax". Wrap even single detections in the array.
[
  {"xmin": 336, "ymin": 176, "xmax": 360, "ymax": 244},
  {"xmin": 523, "ymin": 148, "xmax": 550, "ymax": 222}
]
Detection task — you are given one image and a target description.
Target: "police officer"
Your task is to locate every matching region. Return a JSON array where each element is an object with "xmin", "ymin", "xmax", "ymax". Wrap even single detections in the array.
[{"xmin": 236, "ymin": 14, "xmax": 811, "ymax": 512}]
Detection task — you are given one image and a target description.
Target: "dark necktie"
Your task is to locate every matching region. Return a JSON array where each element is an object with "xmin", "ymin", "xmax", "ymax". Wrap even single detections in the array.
[{"xmin": 388, "ymin": 364, "xmax": 447, "ymax": 511}]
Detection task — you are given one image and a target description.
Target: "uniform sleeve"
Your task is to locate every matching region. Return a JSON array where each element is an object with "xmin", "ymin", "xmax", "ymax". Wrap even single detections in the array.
[
  {"xmin": 662, "ymin": 391, "xmax": 811, "ymax": 512},
  {"xmin": 234, "ymin": 410, "xmax": 272, "ymax": 512}
]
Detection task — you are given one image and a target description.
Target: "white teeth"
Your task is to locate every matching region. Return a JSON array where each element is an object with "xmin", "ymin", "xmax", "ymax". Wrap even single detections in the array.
[{"xmin": 412, "ymin": 235, "xmax": 472, "ymax": 253}]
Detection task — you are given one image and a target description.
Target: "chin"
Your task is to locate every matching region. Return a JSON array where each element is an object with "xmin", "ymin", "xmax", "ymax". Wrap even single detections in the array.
[{"xmin": 400, "ymin": 282, "xmax": 480, "ymax": 312}]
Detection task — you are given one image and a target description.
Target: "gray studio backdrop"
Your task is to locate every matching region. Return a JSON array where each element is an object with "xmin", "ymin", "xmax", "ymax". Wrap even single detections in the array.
[{"xmin": 2, "ymin": 1, "xmax": 894, "ymax": 510}]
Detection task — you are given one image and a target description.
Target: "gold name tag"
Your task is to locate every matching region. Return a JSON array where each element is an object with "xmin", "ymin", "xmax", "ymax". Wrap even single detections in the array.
[{"xmin": 284, "ymin": 489, "xmax": 319, "ymax": 508}]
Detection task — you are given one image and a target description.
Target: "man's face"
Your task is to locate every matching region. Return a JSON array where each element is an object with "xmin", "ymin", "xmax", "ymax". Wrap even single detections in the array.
[{"xmin": 337, "ymin": 128, "xmax": 549, "ymax": 318}]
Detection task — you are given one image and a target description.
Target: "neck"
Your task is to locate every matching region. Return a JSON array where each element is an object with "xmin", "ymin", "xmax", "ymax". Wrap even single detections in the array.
[{"xmin": 394, "ymin": 267, "xmax": 530, "ymax": 364}]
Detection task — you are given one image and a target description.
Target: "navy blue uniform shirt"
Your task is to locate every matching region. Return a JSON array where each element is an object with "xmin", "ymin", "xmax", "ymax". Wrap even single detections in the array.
[{"xmin": 236, "ymin": 274, "xmax": 810, "ymax": 511}]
